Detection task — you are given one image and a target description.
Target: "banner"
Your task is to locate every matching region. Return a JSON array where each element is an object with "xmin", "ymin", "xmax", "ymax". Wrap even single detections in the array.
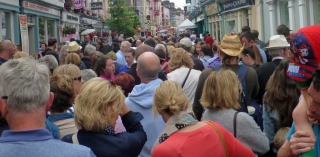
[
  {"xmin": 19, "ymin": 14, "xmax": 29, "ymax": 54},
  {"xmin": 221, "ymin": 0, "xmax": 254, "ymax": 12}
]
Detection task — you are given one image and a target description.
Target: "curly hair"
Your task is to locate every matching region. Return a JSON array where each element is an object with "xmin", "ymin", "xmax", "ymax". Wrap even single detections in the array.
[
  {"xmin": 94, "ymin": 55, "xmax": 111, "ymax": 76},
  {"xmin": 263, "ymin": 57, "xmax": 300, "ymax": 128},
  {"xmin": 168, "ymin": 48, "xmax": 194, "ymax": 72},
  {"xmin": 113, "ymin": 73, "xmax": 135, "ymax": 97},
  {"xmin": 50, "ymin": 74, "xmax": 74, "ymax": 113}
]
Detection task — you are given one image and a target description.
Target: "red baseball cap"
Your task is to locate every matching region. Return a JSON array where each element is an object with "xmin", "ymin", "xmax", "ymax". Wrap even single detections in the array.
[{"xmin": 286, "ymin": 25, "xmax": 320, "ymax": 82}]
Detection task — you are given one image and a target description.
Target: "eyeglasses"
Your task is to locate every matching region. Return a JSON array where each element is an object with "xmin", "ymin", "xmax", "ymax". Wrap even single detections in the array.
[{"xmin": 74, "ymin": 76, "xmax": 82, "ymax": 81}]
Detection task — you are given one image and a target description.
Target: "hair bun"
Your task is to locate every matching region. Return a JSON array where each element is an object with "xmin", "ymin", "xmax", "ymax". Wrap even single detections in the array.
[{"xmin": 169, "ymin": 99, "xmax": 180, "ymax": 114}]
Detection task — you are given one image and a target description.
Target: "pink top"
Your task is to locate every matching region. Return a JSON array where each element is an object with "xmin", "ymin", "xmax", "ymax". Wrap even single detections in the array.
[
  {"xmin": 114, "ymin": 116, "xmax": 126, "ymax": 134},
  {"xmin": 100, "ymin": 73, "xmax": 115, "ymax": 81}
]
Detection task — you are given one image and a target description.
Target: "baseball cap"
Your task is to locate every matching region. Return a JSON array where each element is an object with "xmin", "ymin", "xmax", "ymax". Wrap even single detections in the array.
[
  {"xmin": 286, "ymin": 25, "xmax": 320, "ymax": 83},
  {"xmin": 180, "ymin": 37, "xmax": 192, "ymax": 47}
]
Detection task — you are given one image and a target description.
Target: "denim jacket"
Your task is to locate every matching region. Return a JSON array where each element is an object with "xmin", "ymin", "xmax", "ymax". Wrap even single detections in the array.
[{"xmin": 262, "ymin": 105, "xmax": 280, "ymax": 145}]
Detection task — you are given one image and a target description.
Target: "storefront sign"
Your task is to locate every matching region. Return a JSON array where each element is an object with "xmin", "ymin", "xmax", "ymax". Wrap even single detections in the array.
[
  {"xmin": 62, "ymin": 11, "xmax": 80, "ymax": 24},
  {"xmin": 205, "ymin": 3, "xmax": 219, "ymax": 16},
  {"xmin": 186, "ymin": 0, "xmax": 191, "ymax": 3},
  {"xmin": 19, "ymin": 14, "xmax": 29, "ymax": 54},
  {"xmin": 221, "ymin": 0, "xmax": 254, "ymax": 12},
  {"xmin": 23, "ymin": 1, "xmax": 60, "ymax": 16},
  {"xmin": 196, "ymin": 14, "xmax": 204, "ymax": 22},
  {"xmin": 40, "ymin": 0, "xmax": 64, "ymax": 7},
  {"xmin": 91, "ymin": 2, "xmax": 103, "ymax": 10},
  {"xmin": 73, "ymin": 0, "xmax": 85, "ymax": 10}
]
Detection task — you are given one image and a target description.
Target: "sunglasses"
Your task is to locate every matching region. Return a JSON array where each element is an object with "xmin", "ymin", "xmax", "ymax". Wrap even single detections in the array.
[{"xmin": 74, "ymin": 76, "xmax": 82, "ymax": 81}]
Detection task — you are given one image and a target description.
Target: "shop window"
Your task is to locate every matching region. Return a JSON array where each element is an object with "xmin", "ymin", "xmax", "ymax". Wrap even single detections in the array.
[
  {"xmin": 39, "ymin": 18, "xmax": 56, "ymax": 43},
  {"xmin": 0, "ymin": 11, "xmax": 11, "ymax": 41},
  {"xmin": 27, "ymin": 15, "xmax": 34, "ymax": 25},
  {"xmin": 278, "ymin": 1, "xmax": 289, "ymax": 26},
  {"xmin": 226, "ymin": 20, "xmax": 236, "ymax": 34}
]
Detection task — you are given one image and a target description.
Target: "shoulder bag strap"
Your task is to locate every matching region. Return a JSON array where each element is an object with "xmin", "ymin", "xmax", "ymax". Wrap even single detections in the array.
[
  {"xmin": 233, "ymin": 112, "xmax": 239, "ymax": 138},
  {"xmin": 181, "ymin": 69, "xmax": 191, "ymax": 88},
  {"xmin": 161, "ymin": 62, "xmax": 169, "ymax": 70},
  {"xmin": 72, "ymin": 133, "xmax": 79, "ymax": 144},
  {"xmin": 204, "ymin": 121, "xmax": 229, "ymax": 157}
]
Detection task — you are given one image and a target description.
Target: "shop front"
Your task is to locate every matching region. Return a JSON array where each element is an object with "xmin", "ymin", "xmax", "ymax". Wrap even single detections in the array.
[
  {"xmin": 0, "ymin": 0, "xmax": 20, "ymax": 44},
  {"xmin": 205, "ymin": 2, "xmax": 221, "ymax": 41},
  {"xmin": 23, "ymin": 0, "xmax": 63, "ymax": 55},
  {"xmin": 195, "ymin": 14, "xmax": 205, "ymax": 34},
  {"xmin": 61, "ymin": 11, "xmax": 80, "ymax": 41},
  {"xmin": 219, "ymin": 0, "xmax": 255, "ymax": 35}
]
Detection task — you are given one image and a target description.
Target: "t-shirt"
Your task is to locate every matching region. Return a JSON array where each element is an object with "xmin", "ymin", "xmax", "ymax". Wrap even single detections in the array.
[
  {"xmin": 152, "ymin": 122, "xmax": 254, "ymax": 157},
  {"xmin": 286, "ymin": 123, "xmax": 320, "ymax": 156}
]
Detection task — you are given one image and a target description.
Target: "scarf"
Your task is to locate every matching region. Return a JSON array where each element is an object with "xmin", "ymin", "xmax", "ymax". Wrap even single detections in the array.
[
  {"xmin": 100, "ymin": 73, "xmax": 115, "ymax": 81},
  {"xmin": 152, "ymin": 112, "xmax": 198, "ymax": 150}
]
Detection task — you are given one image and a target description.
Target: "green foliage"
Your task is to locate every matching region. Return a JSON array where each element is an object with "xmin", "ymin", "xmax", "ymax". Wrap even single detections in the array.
[{"xmin": 105, "ymin": 0, "xmax": 141, "ymax": 37}]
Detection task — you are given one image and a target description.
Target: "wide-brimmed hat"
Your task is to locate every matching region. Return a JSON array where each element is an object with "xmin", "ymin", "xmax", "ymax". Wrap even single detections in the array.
[
  {"xmin": 266, "ymin": 35, "xmax": 290, "ymax": 49},
  {"xmin": 67, "ymin": 41, "xmax": 82, "ymax": 52},
  {"xmin": 218, "ymin": 34, "xmax": 243, "ymax": 56},
  {"xmin": 286, "ymin": 25, "xmax": 320, "ymax": 83}
]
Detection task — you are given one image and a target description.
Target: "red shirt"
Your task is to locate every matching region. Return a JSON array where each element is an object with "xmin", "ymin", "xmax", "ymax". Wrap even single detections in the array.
[
  {"xmin": 152, "ymin": 121, "xmax": 254, "ymax": 157},
  {"xmin": 205, "ymin": 36, "xmax": 214, "ymax": 48}
]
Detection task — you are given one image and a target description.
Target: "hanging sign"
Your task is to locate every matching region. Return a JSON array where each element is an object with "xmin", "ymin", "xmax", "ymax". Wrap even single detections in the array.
[
  {"xmin": 19, "ymin": 14, "xmax": 29, "ymax": 54},
  {"xmin": 73, "ymin": 0, "xmax": 85, "ymax": 10}
]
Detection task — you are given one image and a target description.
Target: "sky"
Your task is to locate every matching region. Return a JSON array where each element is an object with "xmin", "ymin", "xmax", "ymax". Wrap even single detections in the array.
[{"xmin": 168, "ymin": 0, "xmax": 186, "ymax": 8}]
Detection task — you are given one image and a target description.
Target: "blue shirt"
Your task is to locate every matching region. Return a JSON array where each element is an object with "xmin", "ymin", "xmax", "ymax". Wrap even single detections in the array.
[
  {"xmin": 0, "ymin": 129, "xmax": 96, "ymax": 157},
  {"xmin": 200, "ymin": 56, "xmax": 212, "ymax": 68},
  {"xmin": 0, "ymin": 57, "xmax": 7, "ymax": 66},
  {"xmin": 116, "ymin": 50, "xmax": 126, "ymax": 65},
  {"xmin": 119, "ymin": 65, "xmax": 130, "ymax": 73},
  {"xmin": 286, "ymin": 123, "xmax": 320, "ymax": 156},
  {"xmin": 257, "ymin": 45, "xmax": 267, "ymax": 63}
]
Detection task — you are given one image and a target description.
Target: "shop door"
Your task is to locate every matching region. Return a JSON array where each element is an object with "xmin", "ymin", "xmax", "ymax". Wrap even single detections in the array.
[{"xmin": 28, "ymin": 26, "xmax": 35, "ymax": 55}]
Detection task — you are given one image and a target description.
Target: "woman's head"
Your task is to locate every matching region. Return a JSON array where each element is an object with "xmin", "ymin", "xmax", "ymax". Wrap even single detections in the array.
[
  {"xmin": 50, "ymin": 74, "xmax": 74, "ymax": 113},
  {"xmin": 240, "ymin": 45, "xmax": 263, "ymax": 66},
  {"xmin": 153, "ymin": 81, "xmax": 189, "ymax": 117},
  {"xmin": 94, "ymin": 55, "xmax": 115, "ymax": 76},
  {"xmin": 113, "ymin": 73, "xmax": 135, "ymax": 97},
  {"xmin": 196, "ymin": 41, "xmax": 204, "ymax": 54},
  {"xmin": 41, "ymin": 43, "xmax": 47, "ymax": 51},
  {"xmin": 168, "ymin": 48, "xmax": 194, "ymax": 72},
  {"xmin": 53, "ymin": 64, "xmax": 82, "ymax": 95},
  {"xmin": 96, "ymin": 41, "xmax": 103, "ymax": 50},
  {"xmin": 65, "ymin": 53, "xmax": 81, "ymax": 67},
  {"xmin": 201, "ymin": 70, "xmax": 241, "ymax": 109},
  {"xmin": 74, "ymin": 78, "xmax": 124, "ymax": 130}
]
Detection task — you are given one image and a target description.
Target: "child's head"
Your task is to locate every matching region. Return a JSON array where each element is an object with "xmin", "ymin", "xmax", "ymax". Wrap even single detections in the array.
[{"xmin": 274, "ymin": 127, "xmax": 290, "ymax": 151}]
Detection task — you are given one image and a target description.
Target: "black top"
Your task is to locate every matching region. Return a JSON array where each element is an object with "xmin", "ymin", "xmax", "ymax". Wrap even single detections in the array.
[
  {"xmin": 190, "ymin": 55, "xmax": 205, "ymax": 71},
  {"xmin": 125, "ymin": 63, "xmax": 167, "ymax": 85},
  {"xmin": 81, "ymin": 58, "xmax": 92, "ymax": 69},
  {"xmin": 42, "ymin": 48, "xmax": 59, "ymax": 64}
]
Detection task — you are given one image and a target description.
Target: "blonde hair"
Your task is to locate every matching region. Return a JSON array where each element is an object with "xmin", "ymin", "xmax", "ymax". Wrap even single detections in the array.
[
  {"xmin": 106, "ymin": 51, "xmax": 117, "ymax": 60},
  {"xmin": 153, "ymin": 81, "xmax": 188, "ymax": 117},
  {"xmin": 65, "ymin": 53, "xmax": 81, "ymax": 67},
  {"xmin": 53, "ymin": 64, "xmax": 80, "ymax": 79},
  {"xmin": 74, "ymin": 78, "xmax": 124, "ymax": 131},
  {"xmin": 274, "ymin": 127, "xmax": 290, "ymax": 150},
  {"xmin": 200, "ymin": 70, "xmax": 241, "ymax": 109},
  {"xmin": 13, "ymin": 51, "xmax": 29, "ymax": 59},
  {"xmin": 166, "ymin": 45, "xmax": 175, "ymax": 58},
  {"xmin": 59, "ymin": 45, "xmax": 69, "ymax": 64},
  {"xmin": 168, "ymin": 48, "xmax": 194, "ymax": 72}
]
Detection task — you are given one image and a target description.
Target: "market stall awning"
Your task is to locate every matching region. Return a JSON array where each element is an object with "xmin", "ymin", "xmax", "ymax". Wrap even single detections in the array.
[{"xmin": 177, "ymin": 19, "xmax": 197, "ymax": 29}]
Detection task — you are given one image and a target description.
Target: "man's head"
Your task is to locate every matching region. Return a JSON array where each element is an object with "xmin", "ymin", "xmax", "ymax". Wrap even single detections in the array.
[
  {"xmin": 103, "ymin": 38, "xmax": 109, "ymax": 44},
  {"xmin": 241, "ymin": 26, "xmax": 251, "ymax": 33},
  {"xmin": 67, "ymin": 41, "xmax": 82, "ymax": 55},
  {"xmin": 277, "ymin": 24, "xmax": 290, "ymax": 37},
  {"xmin": 240, "ymin": 31, "xmax": 255, "ymax": 48},
  {"xmin": 136, "ymin": 40, "xmax": 142, "ymax": 47},
  {"xmin": 135, "ymin": 44, "xmax": 153, "ymax": 60},
  {"xmin": 120, "ymin": 41, "xmax": 132, "ymax": 52},
  {"xmin": 124, "ymin": 48, "xmax": 135, "ymax": 65},
  {"xmin": 266, "ymin": 35, "xmax": 290, "ymax": 58},
  {"xmin": 0, "ymin": 40, "xmax": 17, "ymax": 59},
  {"xmin": 85, "ymin": 35, "xmax": 90, "ymax": 43},
  {"xmin": 144, "ymin": 38, "xmax": 156, "ymax": 48},
  {"xmin": 251, "ymin": 30, "xmax": 260, "ymax": 40},
  {"xmin": 136, "ymin": 52, "xmax": 160, "ymax": 82},
  {"xmin": 179, "ymin": 37, "xmax": 192, "ymax": 53},
  {"xmin": 84, "ymin": 44, "xmax": 96, "ymax": 59},
  {"xmin": 0, "ymin": 58, "xmax": 53, "ymax": 121},
  {"xmin": 155, "ymin": 44, "xmax": 167, "ymax": 54},
  {"xmin": 183, "ymin": 33, "xmax": 191, "ymax": 38},
  {"xmin": 38, "ymin": 55, "xmax": 58, "ymax": 74},
  {"xmin": 48, "ymin": 37, "xmax": 57, "ymax": 48}
]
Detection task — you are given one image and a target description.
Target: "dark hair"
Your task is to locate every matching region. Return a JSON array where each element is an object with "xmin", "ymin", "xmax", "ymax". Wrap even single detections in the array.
[
  {"xmin": 212, "ymin": 43, "xmax": 218, "ymax": 52},
  {"xmin": 154, "ymin": 49, "xmax": 166, "ymax": 62},
  {"xmin": 313, "ymin": 70, "xmax": 320, "ymax": 91},
  {"xmin": 264, "ymin": 57, "xmax": 300, "ymax": 128},
  {"xmin": 97, "ymin": 41, "xmax": 104, "ymax": 49},
  {"xmin": 125, "ymin": 48, "xmax": 135, "ymax": 56},
  {"xmin": 113, "ymin": 73, "xmax": 135, "ymax": 97},
  {"xmin": 48, "ymin": 38, "xmax": 57, "ymax": 47},
  {"xmin": 70, "ymin": 38, "xmax": 76, "ymax": 42},
  {"xmin": 241, "ymin": 45, "xmax": 263, "ymax": 65},
  {"xmin": 50, "ymin": 74, "xmax": 74, "ymax": 113},
  {"xmin": 183, "ymin": 33, "xmax": 191, "ymax": 38},
  {"xmin": 277, "ymin": 24, "xmax": 290, "ymax": 37},
  {"xmin": 201, "ymin": 44, "xmax": 212, "ymax": 56},
  {"xmin": 94, "ymin": 55, "xmax": 111, "ymax": 76},
  {"xmin": 144, "ymin": 38, "xmax": 156, "ymax": 48},
  {"xmin": 251, "ymin": 30, "xmax": 259, "ymax": 39},
  {"xmin": 241, "ymin": 26, "xmax": 251, "ymax": 33},
  {"xmin": 40, "ymin": 43, "xmax": 47, "ymax": 48},
  {"xmin": 240, "ymin": 31, "xmax": 255, "ymax": 42}
]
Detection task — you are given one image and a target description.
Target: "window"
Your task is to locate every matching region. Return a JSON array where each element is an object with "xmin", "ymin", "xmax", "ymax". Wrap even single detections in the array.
[
  {"xmin": 279, "ymin": 1, "xmax": 289, "ymax": 26},
  {"xmin": 226, "ymin": 20, "xmax": 236, "ymax": 34},
  {"xmin": 39, "ymin": 18, "xmax": 56, "ymax": 43},
  {"xmin": 0, "ymin": 11, "xmax": 11, "ymax": 41}
]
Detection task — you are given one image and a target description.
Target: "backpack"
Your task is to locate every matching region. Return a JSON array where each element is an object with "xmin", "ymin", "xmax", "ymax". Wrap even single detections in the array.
[{"xmin": 211, "ymin": 65, "xmax": 263, "ymax": 131}]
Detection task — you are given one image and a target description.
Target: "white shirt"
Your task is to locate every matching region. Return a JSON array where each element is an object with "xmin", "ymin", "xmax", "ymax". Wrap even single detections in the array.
[{"xmin": 167, "ymin": 66, "xmax": 201, "ymax": 113}]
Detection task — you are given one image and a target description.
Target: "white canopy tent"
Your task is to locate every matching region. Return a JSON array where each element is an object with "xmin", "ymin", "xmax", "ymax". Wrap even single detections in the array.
[{"xmin": 177, "ymin": 19, "xmax": 197, "ymax": 29}]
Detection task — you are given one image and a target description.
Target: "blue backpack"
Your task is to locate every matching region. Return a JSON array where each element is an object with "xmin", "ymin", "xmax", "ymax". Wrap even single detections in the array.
[{"xmin": 211, "ymin": 65, "xmax": 263, "ymax": 131}]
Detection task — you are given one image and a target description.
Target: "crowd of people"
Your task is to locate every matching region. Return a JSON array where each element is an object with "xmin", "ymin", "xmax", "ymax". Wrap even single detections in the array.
[{"xmin": 0, "ymin": 24, "xmax": 320, "ymax": 157}]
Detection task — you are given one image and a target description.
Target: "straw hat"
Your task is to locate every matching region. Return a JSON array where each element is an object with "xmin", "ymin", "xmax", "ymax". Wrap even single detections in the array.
[
  {"xmin": 218, "ymin": 34, "xmax": 243, "ymax": 56},
  {"xmin": 67, "ymin": 41, "xmax": 82, "ymax": 52},
  {"xmin": 266, "ymin": 35, "xmax": 290, "ymax": 49}
]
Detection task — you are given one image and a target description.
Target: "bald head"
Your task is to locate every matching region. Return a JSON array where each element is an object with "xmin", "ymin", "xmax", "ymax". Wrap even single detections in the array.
[
  {"xmin": 135, "ymin": 44, "xmax": 153, "ymax": 60},
  {"xmin": 136, "ymin": 40, "xmax": 142, "ymax": 47},
  {"xmin": 137, "ymin": 52, "xmax": 160, "ymax": 81},
  {"xmin": 0, "ymin": 40, "xmax": 16, "ymax": 59},
  {"xmin": 0, "ymin": 40, "xmax": 14, "ymax": 52}
]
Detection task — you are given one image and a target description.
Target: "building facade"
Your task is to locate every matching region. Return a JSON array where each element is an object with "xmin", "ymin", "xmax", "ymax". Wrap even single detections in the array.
[{"xmin": 0, "ymin": 0, "xmax": 20, "ymax": 44}]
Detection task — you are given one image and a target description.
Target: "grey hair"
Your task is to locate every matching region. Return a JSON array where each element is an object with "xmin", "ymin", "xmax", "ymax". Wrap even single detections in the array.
[
  {"xmin": 268, "ymin": 48, "xmax": 285, "ymax": 58},
  {"xmin": 120, "ymin": 41, "xmax": 132, "ymax": 48},
  {"xmin": 80, "ymin": 69, "xmax": 97, "ymax": 83},
  {"xmin": 38, "ymin": 55, "xmax": 58, "ymax": 72},
  {"xmin": 155, "ymin": 44, "xmax": 166, "ymax": 52},
  {"xmin": 84, "ymin": 44, "xmax": 96, "ymax": 56},
  {"xmin": 137, "ymin": 59, "xmax": 160, "ymax": 80},
  {"xmin": 0, "ymin": 57, "xmax": 50, "ymax": 112}
]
